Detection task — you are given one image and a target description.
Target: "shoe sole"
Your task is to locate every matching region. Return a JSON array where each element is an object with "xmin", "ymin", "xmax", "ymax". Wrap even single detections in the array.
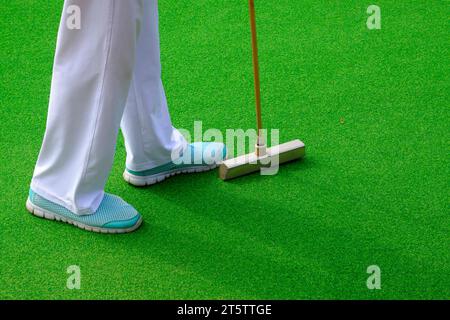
[
  {"xmin": 26, "ymin": 199, "xmax": 142, "ymax": 234},
  {"xmin": 123, "ymin": 164, "xmax": 217, "ymax": 187}
]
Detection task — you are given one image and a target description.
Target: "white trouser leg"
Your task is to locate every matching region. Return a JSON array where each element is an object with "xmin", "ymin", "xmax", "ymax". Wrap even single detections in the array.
[
  {"xmin": 121, "ymin": 0, "xmax": 187, "ymax": 172},
  {"xmin": 31, "ymin": 0, "xmax": 144, "ymax": 215}
]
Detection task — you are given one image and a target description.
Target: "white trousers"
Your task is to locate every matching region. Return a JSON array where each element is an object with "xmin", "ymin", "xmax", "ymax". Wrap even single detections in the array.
[{"xmin": 31, "ymin": 0, "xmax": 186, "ymax": 215}]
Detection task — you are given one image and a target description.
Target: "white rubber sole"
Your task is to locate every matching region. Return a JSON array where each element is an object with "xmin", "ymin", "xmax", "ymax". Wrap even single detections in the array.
[
  {"xmin": 26, "ymin": 199, "xmax": 142, "ymax": 234},
  {"xmin": 123, "ymin": 164, "xmax": 217, "ymax": 187}
]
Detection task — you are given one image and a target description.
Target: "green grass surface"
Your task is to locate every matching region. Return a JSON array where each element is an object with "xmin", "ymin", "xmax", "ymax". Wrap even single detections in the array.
[{"xmin": 0, "ymin": 0, "xmax": 449, "ymax": 299}]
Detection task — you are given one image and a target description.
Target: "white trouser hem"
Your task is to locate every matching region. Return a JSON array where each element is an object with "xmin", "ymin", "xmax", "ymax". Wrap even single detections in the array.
[
  {"xmin": 125, "ymin": 136, "xmax": 188, "ymax": 172},
  {"xmin": 30, "ymin": 182, "xmax": 103, "ymax": 216},
  {"xmin": 126, "ymin": 158, "xmax": 176, "ymax": 172}
]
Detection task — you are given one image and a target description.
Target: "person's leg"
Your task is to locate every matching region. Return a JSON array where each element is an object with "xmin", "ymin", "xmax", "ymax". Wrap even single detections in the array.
[
  {"xmin": 120, "ymin": 0, "xmax": 226, "ymax": 187},
  {"xmin": 31, "ymin": 0, "xmax": 144, "ymax": 215},
  {"xmin": 120, "ymin": 0, "xmax": 187, "ymax": 172}
]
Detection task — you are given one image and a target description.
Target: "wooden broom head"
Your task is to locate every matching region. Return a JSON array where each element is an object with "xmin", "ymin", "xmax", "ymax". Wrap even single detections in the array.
[{"xmin": 219, "ymin": 139, "xmax": 305, "ymax": 180}]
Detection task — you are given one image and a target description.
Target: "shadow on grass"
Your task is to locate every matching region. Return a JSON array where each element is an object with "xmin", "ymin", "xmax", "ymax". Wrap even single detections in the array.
[{"xmin": 118, "ymin": 156, "xmax": 441, "ymax": 299}]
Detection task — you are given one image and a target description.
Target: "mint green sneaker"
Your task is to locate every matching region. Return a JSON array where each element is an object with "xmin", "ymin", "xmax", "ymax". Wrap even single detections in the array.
[
  {"xmin": 26, "ymin": 190, "xmax": 142, "ymax": 234},
  {"xmin": 123, "ymin": 142, "xmax": 227, "ymax": 187}
]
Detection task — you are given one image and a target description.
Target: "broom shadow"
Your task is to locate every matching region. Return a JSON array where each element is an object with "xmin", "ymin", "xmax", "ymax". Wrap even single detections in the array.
[{"xmin": 130, "ymin": 156, "xmax": 442, "ymax": 298}]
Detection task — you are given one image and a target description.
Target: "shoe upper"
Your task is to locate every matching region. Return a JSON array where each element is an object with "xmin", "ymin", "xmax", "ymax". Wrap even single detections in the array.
[
  {"xmin": 29, "ymin": 190, "xmax": 141, "ymax": 229},
  {"xmin": 126, "ymin": 142, "xmax": 227, "ymax": 176}
]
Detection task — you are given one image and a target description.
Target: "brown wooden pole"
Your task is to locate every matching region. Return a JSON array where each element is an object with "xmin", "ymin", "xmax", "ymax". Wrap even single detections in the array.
[{"xmin": 249, "ymin": 0, "xmax": 264, "ymax": 151}]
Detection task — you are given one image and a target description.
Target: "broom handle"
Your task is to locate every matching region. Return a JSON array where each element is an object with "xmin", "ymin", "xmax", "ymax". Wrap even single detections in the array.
[{"xmin": 249, "ymin": 0, "xmax": 263, "ymax": 145}]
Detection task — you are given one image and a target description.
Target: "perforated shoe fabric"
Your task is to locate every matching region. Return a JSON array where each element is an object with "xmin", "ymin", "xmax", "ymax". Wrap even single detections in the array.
[
  {"xmin": 27, "ymin": 190, "xmax": 142, "ymax": 233},
  {"xmin": 123, "ymin": 142, "xmax": 227, "ymax": 186}
]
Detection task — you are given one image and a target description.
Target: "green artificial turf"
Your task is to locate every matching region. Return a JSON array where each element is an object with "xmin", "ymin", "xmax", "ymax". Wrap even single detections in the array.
[{"xmin": 0, "ymin": 0, "xmax": 449, "ymax": 299}]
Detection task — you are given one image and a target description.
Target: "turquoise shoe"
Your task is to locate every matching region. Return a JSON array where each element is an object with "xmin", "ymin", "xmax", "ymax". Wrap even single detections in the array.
[
  {"xmin": 123, "ymin": 142, "xmax": 227, "ymax": 187},
  {"xmin": 26, "ymin": 190, "xmax": 142, "ymax": 234}
]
